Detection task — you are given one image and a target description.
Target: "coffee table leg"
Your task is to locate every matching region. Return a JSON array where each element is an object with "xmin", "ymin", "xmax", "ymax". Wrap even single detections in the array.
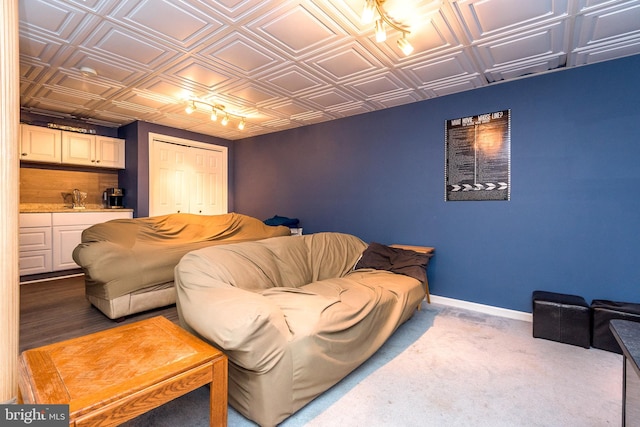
[{"xmin": 210, "ymin": 356, "xmax": 228, "ymax": 427}]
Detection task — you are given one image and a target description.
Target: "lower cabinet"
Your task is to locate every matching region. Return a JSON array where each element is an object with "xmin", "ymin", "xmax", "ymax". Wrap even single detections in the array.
[
  {"xmin": 20, "ymin": 211, "xmax": 132, "ymax": 276},
  {"xmin": 19, "ymin": 213, "xmax": 52, "ymax": 275}
]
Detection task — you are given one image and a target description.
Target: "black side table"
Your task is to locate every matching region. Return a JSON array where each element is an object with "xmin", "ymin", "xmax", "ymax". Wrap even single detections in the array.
[{"xmin": 610, "ymin": 319, "xmax": 640, "ymax": 426}]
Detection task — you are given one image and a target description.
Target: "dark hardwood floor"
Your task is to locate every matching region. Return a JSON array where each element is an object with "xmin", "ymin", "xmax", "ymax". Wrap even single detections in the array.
[{"xmin": 19, "ymin": 275, "xmax": 179, "ymax": 353}]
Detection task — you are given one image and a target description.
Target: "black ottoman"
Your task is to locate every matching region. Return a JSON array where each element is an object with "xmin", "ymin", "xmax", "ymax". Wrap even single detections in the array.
[
  {"xmin": 591, "ymin": 300, "xmax": 640, "ymax": 354},
  {"xmin": 532, "ymin": 291, "xmax": 591, "ymax": 348}
]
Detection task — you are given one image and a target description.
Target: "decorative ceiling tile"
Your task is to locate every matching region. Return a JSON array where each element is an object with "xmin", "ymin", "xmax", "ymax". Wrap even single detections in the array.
[
  {"xmin": 19, "ymin": 32, "xmax": 66, "ymax": 64},
  {"xmin": 63, "ymin": 50, "xmax": 145, "ymax": 84},
  {"xmin": 312, "ymin": 45, "xmax": 383, "ymax": 81},
  {"xmin": 19, "ymin": 0, "xmax": 86, "ymax": 39},
  {"xmin": 573, "ymin": 0, "xmax": 640, "ymax": 47},
  {"xmin": 307, "ymin": 90, "xmax": 354, "ymax": 109},
  {"xmin": 350, "ymin": 74, "xmax": 410, "ymax": 98},
  {"xmin": 407, "ymin": 51, "xmax": 477, "ymax": 85},
  {"xmin": 484, "ymin": 55, "xmax": 566, "ymax": 82},
  {"xmin": 170, "ymin": 60, "xmax": 233, "ymax": 89},
  {"xmin": 570, "ymin": 37, "xmax": 640, "ymax": 65},
  {"xmin": 227, "ymin": 84, "xmax": 281, "ymax": 105},
  {"xmin": 43, "ymin": 71, "xmax": 119, "ymax": 97},
  {"xmin": 452, "ymin": 0, "xmax": 568, "ymax": 40},
  {"xmin": 251, "ymin": 1, "xmax": 347, "ymax": 55},
  {"xmin": 84, "ymin": 22, "xmax": 177, "ymax": 67},
  {"xmin": 374, "ymin": 91, "xmax": 424, "ymax": 108},
  {"xmin": 111, "ymin": 0, "xmax": 220, "ymax": 47},
  {"xmin": 204, "ymin": 33, "xmax": 280, "ymax": 74},
  {"xmin": 473, "ymin": 21, "xmax": 568, "ymax": 69},
  {"xmin": 16, "ymin": 0, "xmax": 640, "ymax": 140},
  {"xmin": 267, "ymin": 67, "xmax": 325, "ymax": 94},
  {"xmin": 426, "ymin": 74, "xmax": 485, "ymax": 97}
]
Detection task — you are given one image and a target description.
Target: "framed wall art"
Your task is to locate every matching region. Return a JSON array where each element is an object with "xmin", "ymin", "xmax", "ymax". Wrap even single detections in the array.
[{"xmin": 445, "ymin": 109, "xmax": 511, "ymax": 201}]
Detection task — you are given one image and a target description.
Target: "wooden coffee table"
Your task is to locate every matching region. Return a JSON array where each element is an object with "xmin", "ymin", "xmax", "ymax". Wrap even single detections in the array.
[{"xmin": 18, "ymin": 316, "xmax": 227, "ymax": 426}]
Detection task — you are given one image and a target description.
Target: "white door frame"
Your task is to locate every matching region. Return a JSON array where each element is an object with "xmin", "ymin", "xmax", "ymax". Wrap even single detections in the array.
[{"xmin": 148, "ymin": 132, "xmax": 228, "ymax": 216}]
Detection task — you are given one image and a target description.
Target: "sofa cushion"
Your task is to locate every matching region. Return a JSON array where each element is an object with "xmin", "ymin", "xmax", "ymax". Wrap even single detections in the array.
[{"xmin": 305, "ymin": 232, "xmax": 368, "ymax": 281}]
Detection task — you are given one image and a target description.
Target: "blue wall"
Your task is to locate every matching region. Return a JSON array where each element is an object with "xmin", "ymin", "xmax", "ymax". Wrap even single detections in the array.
[{"xmin": 233, "ymin": 54, "xmax": 640, "ymax": 313}]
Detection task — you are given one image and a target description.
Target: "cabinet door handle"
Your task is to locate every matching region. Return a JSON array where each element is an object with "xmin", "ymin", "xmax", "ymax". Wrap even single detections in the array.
[{"xmin": 21, "ymin": 153, "xmax": 27, "ymax": 156}]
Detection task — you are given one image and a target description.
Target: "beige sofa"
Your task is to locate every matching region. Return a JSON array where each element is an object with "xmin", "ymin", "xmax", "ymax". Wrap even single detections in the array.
[
  {"xmin": 72, "ymin": 212, "xmax": 290, "ymax": 319},
  {"xmin": 175, "ymin": 232, "xmax": 431, "ymax": 427}
]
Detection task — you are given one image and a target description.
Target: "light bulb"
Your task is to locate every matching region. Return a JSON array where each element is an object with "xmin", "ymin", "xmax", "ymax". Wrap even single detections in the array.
[
  {"xmin": 361, "ymin": 0, "xmax": 375, "ymax": 24},
  {"xmin": 185, "ymin": 101, "xmax": 196, "ymax": 114},
  {"xmin": 238, "ymin": 118, "xmax": 245, "ymax": 130},
  {"xmin": 221, "ymin": 114, "xmax": 229, "ymax": 126},
  {"xmin": 397, "ymin": 35, "xmax": 414, "ymax": 55},
  {"xmin": 210, "ymin": 110, "xmax": 217, "ymax": 121},
  {"xmin": 375, "ymin": 19, "xmax": 386, "ymax": 43}
]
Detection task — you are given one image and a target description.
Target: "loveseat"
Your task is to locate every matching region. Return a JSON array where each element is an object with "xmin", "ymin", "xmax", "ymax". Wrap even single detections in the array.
[
  {"xmin": 174, "ymin": 232, "xmax": 432, "ymax": 427},
  {"xmin": 72, "ymin": 212, "xmax": 290, "ymax": 319}
]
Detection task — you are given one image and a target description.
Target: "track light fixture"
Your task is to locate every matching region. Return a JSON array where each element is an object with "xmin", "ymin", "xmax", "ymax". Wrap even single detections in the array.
[
  {"xmin": 362, "ymin": 0, "xmax": 414, "ymax": 56},
  {"xmin": 184, "ymin": 98, "xmax": 246, "ymax": 130},
  {"xmin": 185, "ymin": 100, "xmax": 196, "ymax": 115}
]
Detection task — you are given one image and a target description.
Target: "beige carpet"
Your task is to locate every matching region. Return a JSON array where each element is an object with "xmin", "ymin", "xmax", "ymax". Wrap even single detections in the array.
[
  {"xmin": 300, "ymin": 305, "xmax": 622, "ymax": 427},
  {"xmin": 124, "ymin": 304, "xmax": 622, "ymax": 426}
]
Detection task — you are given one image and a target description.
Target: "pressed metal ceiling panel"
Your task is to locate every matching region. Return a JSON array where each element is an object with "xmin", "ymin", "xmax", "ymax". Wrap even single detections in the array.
[{"xmin": 17, "ymin": 0, "xmax": 640, "ymax": 140}]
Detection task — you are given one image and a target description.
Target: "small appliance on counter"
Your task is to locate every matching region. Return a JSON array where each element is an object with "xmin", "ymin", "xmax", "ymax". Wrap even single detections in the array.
[{"xmin": 103, "ymin": 188, "xmax": 125, "ymax": 209}]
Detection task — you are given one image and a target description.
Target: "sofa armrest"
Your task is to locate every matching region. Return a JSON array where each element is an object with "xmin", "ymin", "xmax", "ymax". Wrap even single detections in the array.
[{"xmin": 175, "ymin": 272, "xmax": 290, "ymax": 373}]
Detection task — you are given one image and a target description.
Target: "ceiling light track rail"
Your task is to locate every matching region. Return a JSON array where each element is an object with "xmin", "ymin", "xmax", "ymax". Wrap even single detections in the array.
[{"xmin": 185, "ymin": 98, "xmax": 246, "ymax": 130}]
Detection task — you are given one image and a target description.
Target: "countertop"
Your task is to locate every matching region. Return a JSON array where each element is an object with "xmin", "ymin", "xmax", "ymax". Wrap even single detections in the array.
[
  {"xmin": 20, "ymin": 203, "xmax": 134, "ymax": 213},
  {"xmin": 610, "ymin": 319, "xmax": 640, "ymax": 378}
]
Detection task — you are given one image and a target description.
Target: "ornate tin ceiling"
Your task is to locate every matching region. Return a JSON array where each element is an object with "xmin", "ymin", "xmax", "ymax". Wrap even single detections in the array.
[{"xmin": 18, "ymin": 0, "xmax": 640, "ymax": 140}]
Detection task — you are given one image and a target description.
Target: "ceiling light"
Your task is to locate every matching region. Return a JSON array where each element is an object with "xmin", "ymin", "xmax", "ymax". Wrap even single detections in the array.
[
  {"xmin": 397, "ymin": 34, "xmax": 414, "ymax": 56},
  {"xmin": 361, "ymin": 0, "xmax": 376, "ymax": 24},
  {"xmin": 183, "ymin": 98, "xmax": 246, "ymax": 130},
  {"xmin": 375, "ymin": 19, "xmax": 386, "ymax": 43},
  {"xmin": 79, "ymin": 66, "xmax": 98, "ymax": 77},
  {"xmin": 362, "ymin": 0, "xmax": 414, "ymax": 56}
]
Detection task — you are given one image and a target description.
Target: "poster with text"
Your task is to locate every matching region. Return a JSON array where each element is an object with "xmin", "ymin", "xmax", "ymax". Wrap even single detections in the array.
[{"xmin": 445, "ymin": 109, "xmax": 510, "ymax": 201}]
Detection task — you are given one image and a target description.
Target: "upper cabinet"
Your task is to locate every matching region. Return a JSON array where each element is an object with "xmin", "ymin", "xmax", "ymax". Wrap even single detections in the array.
[
  {"xmin": 20, "ymin": 124, "xmax": 62, "ymax": 164},
  {"xmin": 62, "ymin": 132, "xmax": 125, "ymax": 169},
  {"xmin": 20, "ymin": 124, "xmax": 125, "ymax": 169}
]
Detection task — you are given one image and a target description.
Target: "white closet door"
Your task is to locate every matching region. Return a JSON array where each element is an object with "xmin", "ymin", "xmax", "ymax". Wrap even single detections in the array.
[
  {"xmin": 190, "ymin": 147, "xmax": 225, "ymax": 215},
  {"xmin": 150, "ymin": 140, "xmax": 190, "ymax": 216},
  {"xmin": 149, "ymin": 135, "xmax": 228, "ymax": 217}
]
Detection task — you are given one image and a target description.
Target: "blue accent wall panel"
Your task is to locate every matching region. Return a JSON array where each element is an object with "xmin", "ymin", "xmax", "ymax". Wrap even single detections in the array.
[{"xmin": 234, "ymin": 54, "xmax": 640, "ymax": 313}]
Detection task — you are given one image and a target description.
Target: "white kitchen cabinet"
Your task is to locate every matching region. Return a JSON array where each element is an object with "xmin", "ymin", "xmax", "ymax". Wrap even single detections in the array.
[
  {"xmin": 19, "ymin": 213, "xmax": 53, "ymax": 275},
  {"xmin": 62, "ymin": 132, "xmax": 125, "ymax": 169},
  {"xmin": 20, "ymin": 124, "xmax": 62, "ymax": 164},
  {"xmin": 51, "ymin": 211, "xmax": 132, "ymax": 271},
  {"xmin": 19, "ymin": 211, "xmax": 133, "ymax": 275}
]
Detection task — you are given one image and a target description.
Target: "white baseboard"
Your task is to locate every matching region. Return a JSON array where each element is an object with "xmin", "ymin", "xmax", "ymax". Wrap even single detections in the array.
[{"xmin": 430, "ymin": 294, "xmax": 533, "ymax": 322}]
